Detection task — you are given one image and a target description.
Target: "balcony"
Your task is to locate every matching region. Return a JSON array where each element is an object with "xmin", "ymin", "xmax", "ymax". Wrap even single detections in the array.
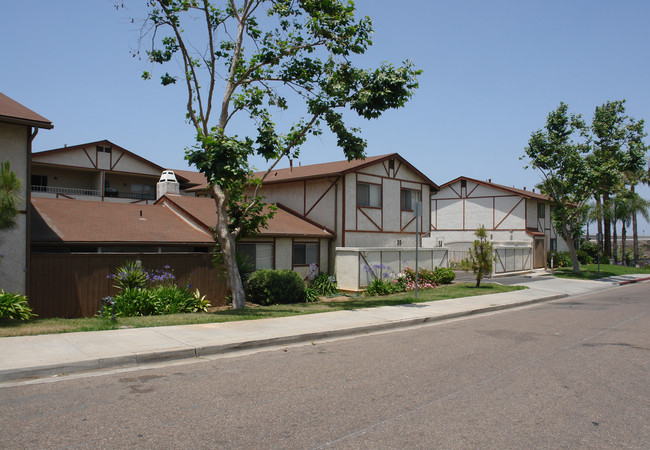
[{"xmin": 31, "ymin": 185, "xmax": 155, "ymax": 201}]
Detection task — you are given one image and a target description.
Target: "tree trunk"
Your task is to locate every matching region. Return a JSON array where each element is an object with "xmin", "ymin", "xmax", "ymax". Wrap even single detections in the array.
[
  {"xmin": 596, "ymin": 195, "xmax": 603, "ymax": 253},
  {"xmin": 567, "ymin": 237, "xmax": 580, "ymax": 273},
  {"xmin": 603, "ymin": 194, "xmax": 612, "ymax": 258},
  {"xmin": 612, "ymin": 218, "xmax": 618, "ymax": 264},
  {"xmin": 632, "ymin": 184, "xmax": 639, "ymax": 266},
  {"xmin": 621, "ymin": 223, "xmax": 627, "ymax": 266},
  {"xmin": 475, "ymin": 274, "xmax": 481, "ymax": 288},
  {"xmin": 211, "ymin": 186, "xmax": 247, "ymax": 309}
]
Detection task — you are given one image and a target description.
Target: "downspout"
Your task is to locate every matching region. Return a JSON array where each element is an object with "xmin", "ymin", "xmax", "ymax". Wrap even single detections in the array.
[{"xmin": 26, "ymin": 127, "xmax": 39, "ymax": 298}]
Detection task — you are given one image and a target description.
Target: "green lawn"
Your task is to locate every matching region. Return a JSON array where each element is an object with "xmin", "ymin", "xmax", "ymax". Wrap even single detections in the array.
[
  {"xmin": 0, "ymin": 282, "xmax": 525, "ymax": 338},
  {"xmin": 553, "ymin": 263, "xmax": 650, "ymax": 280}
]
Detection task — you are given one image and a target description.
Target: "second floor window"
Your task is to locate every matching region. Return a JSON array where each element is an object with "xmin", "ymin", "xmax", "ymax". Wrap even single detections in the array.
[
  {"xmin": 538, "ymin": 202, "xmax": 545, "ymax": 219},
  {"xmin": 401, "ymin": 189, "xmax": 421, "ymax": 211},
  {"xmin": 357, "ymin": 182, "xmax": 381, "ymax": 208}
]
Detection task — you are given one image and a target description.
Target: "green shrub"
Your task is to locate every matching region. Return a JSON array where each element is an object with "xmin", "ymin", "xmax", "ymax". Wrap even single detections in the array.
[
  {"xmin": 112, "ymin": 285, "xmax": 209, "ymax": 317},
  {"xmin": 576, "ymin": 249, "xmax": 593, "ymax": 265},
  {"xmin": 364, "ymin": 278, "xmax": 402, "ymax": 296},
  {"xmin": 433, "ymin": 267, "xmax": 455, "ymax": 284},
  {"xmin": 304, "ymin": 287, "xmax": 319, "ymax": 303},
  {"xmin": 548, "ymin": 251, "xmax": 572, "ymax": 268},
  {"xmin": 580, "ymin": 241, "xmax": 598, "ymax": 259},
  {"xmin": 246, "ymin": 269, "xmax": 306, "ymax": 305},
  {"xmin": 0, "ymin": 290, "xmax": 36, "ymax": 321},
  {"xmin": 109, "ymin": 261, "xmax": 148, "ymax": 290},
  {"xmin": 311, "ymin": 273, "xmax": 338, "ymax": 296}
]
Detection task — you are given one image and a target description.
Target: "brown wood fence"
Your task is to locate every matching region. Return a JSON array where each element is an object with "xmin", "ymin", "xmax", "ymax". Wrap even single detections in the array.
[{"xmin": 29, "ymin": 253, "xmax": 228, "ymax": 318}]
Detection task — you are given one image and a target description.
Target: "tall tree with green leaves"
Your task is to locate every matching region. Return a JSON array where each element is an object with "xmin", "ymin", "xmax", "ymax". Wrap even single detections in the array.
[
  {"xmin": 524, "ymin": 103, "xmax": 592, "ymax": 273},
  {"xmin": 133, "ymin": 0, "xmax": 421, "ymax": 308},
  {"xmin": 587, "ymin": 100, "xmax": 647, "ymax": 259},
  {"xmin": 0, "ymin": 161, "xmax": 22, "ymax": 231}
]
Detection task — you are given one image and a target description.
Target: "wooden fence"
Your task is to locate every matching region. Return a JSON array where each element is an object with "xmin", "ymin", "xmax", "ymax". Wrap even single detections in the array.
[{"xmin": 29, "ymin": 253, "xmax": 228, "ymax": 318}]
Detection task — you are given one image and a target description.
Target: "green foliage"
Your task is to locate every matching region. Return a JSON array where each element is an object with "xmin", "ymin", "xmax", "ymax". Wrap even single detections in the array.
[
  {"xmin": 0, "ymin": 161, "xmax": 22, "ymax": 231},
  {"xmin": 580, "ymin": 241, "xmax": 599, "ymax": 259},
  {"xmin": 523, "ymin": 102, "xmax": 592, "ymax": 272},
  {"xmin": 364, "ymin": 278, "xmax": 402, "ymax": 296},
  {"xmin": 112, "ymin": 285, "xmax": 208, "ymax": 317},
  {"xmin": 311, "ymin": 273, "xmax": 338, "ymax": 296},
  {"xmin": 433, "ymin": 267, "xmax": 456, "ymax": 284},
  {"xmin": 109, "ymin": 261, "xmax": 148, "ymax": 290},
  {"xmin": 246, "ymin": 269, "xmax": 306, "ymax": 305},
  {"xmin": 548, "ymin": 251, "xmax": 572, "ymax": 268},
  {"xmin": 575, "ymin": 250, "xmax": 593, "ymax": 265},
  {"xmin": 134, "ymin": 1, "xmax": 421, "ymax": 308},
  {"xmin": 0, "ymin": 290, "xmax": 36, "ymax": 321},
  {"xmin": 304, "ymin": 287, "xmax": 319, "ymax": 303},
  {"xmin": 461, "ymin": 226, "xmax": 494, "ymax": 287}
]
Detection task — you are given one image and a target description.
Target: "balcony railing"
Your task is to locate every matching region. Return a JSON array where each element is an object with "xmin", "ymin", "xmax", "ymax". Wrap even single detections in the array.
[{"xmin": 31, "ymin": 185, "xmax": 155, "ymax": 201}]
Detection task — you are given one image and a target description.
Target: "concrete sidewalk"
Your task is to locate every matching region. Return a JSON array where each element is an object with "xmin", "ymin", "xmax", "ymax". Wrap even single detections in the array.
[{"xmin": 1, "ymin": 274, "xmax": 648, "ymax": 383}]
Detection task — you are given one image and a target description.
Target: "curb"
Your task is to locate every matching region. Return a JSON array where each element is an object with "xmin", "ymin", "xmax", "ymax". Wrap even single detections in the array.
[
  {"xmin": 0, "ymin": 293, "xmax": 567, "ymax": 384},
  {"xmin": 617, "ymin": 276, "xmax": 650, "ymax": 286}
]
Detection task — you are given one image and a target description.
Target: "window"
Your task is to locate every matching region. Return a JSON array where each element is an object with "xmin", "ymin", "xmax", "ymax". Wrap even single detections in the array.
[
  {"xmin": 31, "ymin": 175, "xmax": 47, "ymax": 191},
  {"xmin": 357, "ymin": 183, "xmax": 382, "ymax": 208},
  {"xmin": 293, "ymin": 242, "xmax": 319, "ymax": 266},
  {"xmin": 550, "ymin": 239, "xmax": 557, "ymax": 251},
  {"xmin": 237, "ymin": 243, "xmax": 273, "ymax": 270},
  {"xmin": 538, "ymin": 203, "xmax": 545, "ymax": 219},
  {"xmin": 401, "ymin": 189, "xmax": 421, "ymax": 211},
  {"xmin": 96, "ymin": 145, "xmax": 112, "ymax": 154}
]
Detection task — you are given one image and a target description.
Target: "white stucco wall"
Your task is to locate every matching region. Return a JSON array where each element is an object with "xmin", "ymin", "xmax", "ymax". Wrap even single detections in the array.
[{"xmin": 0, "ymin": 123, "xmax": 29, "ymax": 294}]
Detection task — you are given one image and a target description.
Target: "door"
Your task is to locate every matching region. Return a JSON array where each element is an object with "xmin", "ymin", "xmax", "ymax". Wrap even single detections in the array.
[{"xmin": 533, "ymin": 237, "xmax": 545, "ymax": 269}]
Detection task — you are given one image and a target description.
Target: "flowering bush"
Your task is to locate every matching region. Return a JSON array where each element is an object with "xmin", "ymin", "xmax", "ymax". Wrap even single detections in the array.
[{"xmin": 106, "ymin": 261, "xmax": 209, "ymax": 316}]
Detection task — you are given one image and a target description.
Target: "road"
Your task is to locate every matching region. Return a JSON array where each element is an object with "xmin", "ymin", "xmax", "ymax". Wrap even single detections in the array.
[{"xmin": 1, "ymin": 282, "xmax": 648, "ymax": 448}]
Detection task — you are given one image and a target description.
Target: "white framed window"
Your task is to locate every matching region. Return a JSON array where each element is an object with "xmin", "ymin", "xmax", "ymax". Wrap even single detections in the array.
[
  {"xmin": 237, "ymin": 243, "xmax": 274, "ymax": 270},
  {"xmin": 401, "ymin": 189, "xmax": 421, "ymax": 211},
  {"xmin": 357, "ymin": 182, "xmax": 382, "ymax": 208},
  {"xmin": 293, "ymin": 242, "xmax": 319, "ymax": 266}
]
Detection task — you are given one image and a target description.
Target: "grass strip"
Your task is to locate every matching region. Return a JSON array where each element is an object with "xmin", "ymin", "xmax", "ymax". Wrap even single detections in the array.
[{"xmin": 0, "ymin": 282, "xmax": 525, "ymax": 337}]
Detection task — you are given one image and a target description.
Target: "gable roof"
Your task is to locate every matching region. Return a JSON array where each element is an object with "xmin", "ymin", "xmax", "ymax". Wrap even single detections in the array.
[
  {"xmin": 31, "ymin": 197, "xmax": 214, "ymax": 245},
  {"xmin": 32, "ymin": 139, "xmax": 166, "ymax": 174},
  {"xmin": 0, "ymin": 93, "xmax": 53, "ymax": 129},
  {"xmin": 440, "ymin": 176, "xmax": 550, "ymax": 201},
  {"xmin": 157, "ymin": 194, "xmax": 333, "ymax": 238},
  {"xmin": 185, "ymin": 153, "xmax": 439, "ymax": 192}
]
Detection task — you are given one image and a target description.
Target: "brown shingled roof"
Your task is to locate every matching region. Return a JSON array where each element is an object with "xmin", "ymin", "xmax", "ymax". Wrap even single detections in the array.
[
  {"xmin": 31, "ymin": 198, "xmax": 213, "ymax": 244},
  {"xmin": 184, "ymin": 153, "xmax": 439, "ymax": 192},
  {"xmin": 158, "ymin": 195, "xmax": 333, "ymax": 238},
  {"xmin": 440, "ymin": 176, "xmax": 550, "ymax": 201},
  {"xmin": 0, "ymin": 92, "xmax": 53, "ymax": 129}
]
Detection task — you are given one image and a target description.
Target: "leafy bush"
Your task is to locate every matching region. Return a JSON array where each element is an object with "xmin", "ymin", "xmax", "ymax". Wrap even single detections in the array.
[
  {"xmin": 246, "ymin": 269, "xmax": 306, "ymax": 305},
  {"xmin": 364, "ymin": 278, "xmax": 402, "ymax": 296},
  {"xmin": 112, "ymin": 285, "xmax": 209, "ymax": 317},
  {"xmin": 304, "ymin": 287, "xmax": 319, "ymax": 303},
  {"xmin": 0, "ymin": 290, "xmax": 36, "ymax": 321},
  {"xmin": 394, "ymin": 267, "xmax": 437, "ymax": 291},
  {"xmin": 580, "ymin": 241, "xmax": 598, "ymax": 259},
  {"xmin": 311, "ymin": 273, "xmax": 338, "ymax": 296},
  {"xmin": 433, "ymin": 266, "xmax": 455, "ymax": 284},
  {"xmin": 576, "ymin": 249, "xmax": 593, "ymax": 265},
  {"xmin": 548, "ymin": 251, "xmax": 572, "ymax": 268},
  {"xmin": 109, "ymin": 260, "xmax": 148, "ymax": 290}
]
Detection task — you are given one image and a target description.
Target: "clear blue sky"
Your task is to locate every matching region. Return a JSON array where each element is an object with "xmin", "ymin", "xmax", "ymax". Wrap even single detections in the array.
[{"xmin": 2, "ymin": 0, "xmax": 649, "ymax": 233}]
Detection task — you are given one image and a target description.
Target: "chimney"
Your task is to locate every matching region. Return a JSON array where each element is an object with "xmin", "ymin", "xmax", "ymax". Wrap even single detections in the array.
[
  {"xmin": 156, "ymin": 170, "xmax": 180, "ymax": 200},
  {"xmin": 289, "ymin": 159, "xmax": 293, "ymax": 172}
]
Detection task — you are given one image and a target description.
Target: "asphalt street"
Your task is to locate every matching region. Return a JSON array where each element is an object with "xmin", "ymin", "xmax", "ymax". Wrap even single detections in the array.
[{"xmin": 1, "ymin": 282, "xmax": 648, "ymax": 448}]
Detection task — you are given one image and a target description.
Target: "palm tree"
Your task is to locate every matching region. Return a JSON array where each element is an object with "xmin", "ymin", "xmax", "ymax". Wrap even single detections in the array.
[
  {"xmin": 614, "ymin": 192, "xmax": 650, "ymax": 265},
  {"xmin": 0, "ymin": 161, "xmax": 22, "ymax": 230}
]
